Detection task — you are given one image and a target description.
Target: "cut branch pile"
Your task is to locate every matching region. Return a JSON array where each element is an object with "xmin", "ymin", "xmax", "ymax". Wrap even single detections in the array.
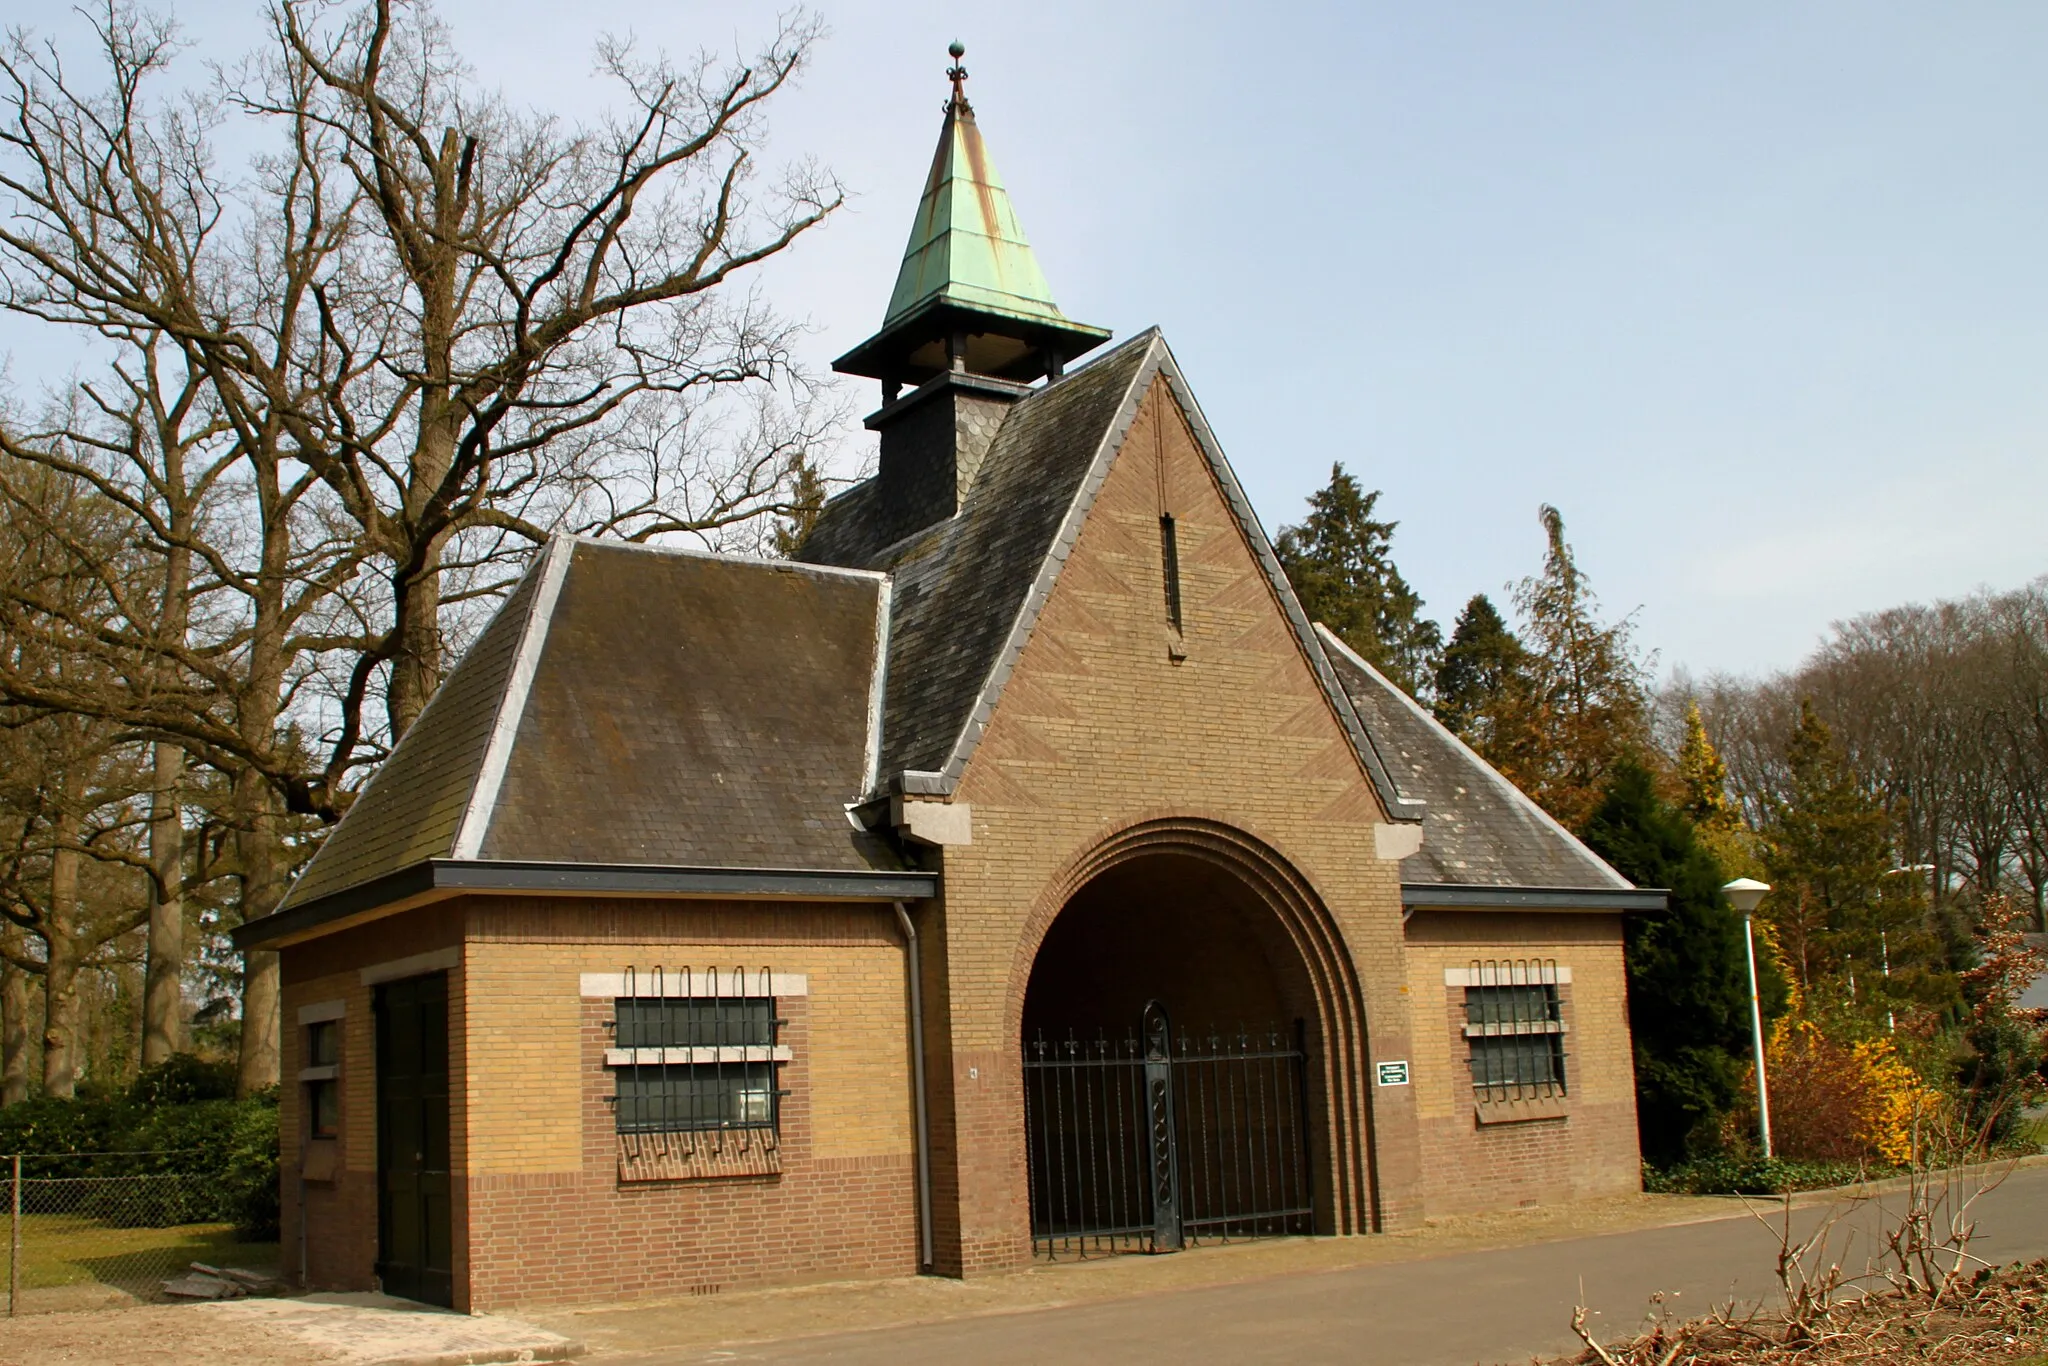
[
  {"xmin": 1544, "ymin": 1164, "xmax": 2047, "ymax": 1365},
  {"xmin": 1552, "ymin": 1259, "xmax": 2047, "ymax": 1365}
]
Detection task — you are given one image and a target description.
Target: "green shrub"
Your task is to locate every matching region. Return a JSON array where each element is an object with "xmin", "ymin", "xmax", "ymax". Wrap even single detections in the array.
[
  {"xmin": 1645, "ymin": 1154, "xmax": 1874, "ymax": 1195},
  {"xmin": 0, "ymin": 1061, "xmax": 279, "ymax": 1239}
]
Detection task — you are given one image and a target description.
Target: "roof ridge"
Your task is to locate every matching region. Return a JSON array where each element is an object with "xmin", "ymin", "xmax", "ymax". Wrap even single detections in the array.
[
  {"xmin": 1313, "ymin": 623, "xmax": 1632, "ymax": 890},
  {"xmin": 450, "ymin": 536, "xmax": 575, "ymax": 860},
  {"xmin": 926, "ymin": 333, "xmax": 1168, "ymax": 783},
  {"xmin": 568, "ymin": 534, "xmax": 892, "ymax": 584}
]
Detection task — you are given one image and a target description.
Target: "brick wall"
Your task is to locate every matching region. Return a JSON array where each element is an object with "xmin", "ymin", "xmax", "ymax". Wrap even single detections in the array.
[
  {"xmin": 278, "ymin": 896, "xmax": 921, "ymax": 1310},
  {"xmin": 1403, "ymin": 911, "xmax": 1642, "ymax": 1215},
  {"xmin": 278, "ymin": 904, "xmax": 465, "ymax": 1299},
  {"xmin": 460, "ymin": 897, "xmax": 916, "ymax": 1309}
]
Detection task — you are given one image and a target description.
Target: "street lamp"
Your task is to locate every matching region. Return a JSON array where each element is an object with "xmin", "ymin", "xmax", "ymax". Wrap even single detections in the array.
[{"xmin": 1724, "ymin": 878, "xmax": 1774, "ymax": 1159}]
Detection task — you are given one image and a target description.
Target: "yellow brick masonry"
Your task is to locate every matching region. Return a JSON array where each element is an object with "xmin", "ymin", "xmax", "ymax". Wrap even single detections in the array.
[
  {"xmin": 461, "ymin": 898, "xmax": 913, "ymax": 1171},
  {"xmin": 279, "ymin": 897, "xmax": 920, "ymax": 1308},
  {"xmin": 940, "ymin": 377, "xmax": 1425, "ymax": 1270},
  {"xmin": 1403, "ymin": 911, "xmax": 1642, "ymax": 1213}
]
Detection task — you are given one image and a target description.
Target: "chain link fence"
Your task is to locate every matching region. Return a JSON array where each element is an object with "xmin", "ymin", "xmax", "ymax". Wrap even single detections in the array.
[{"xmin": 4, "ymin": 1152, "xmax": 282, "ymax": 1315}]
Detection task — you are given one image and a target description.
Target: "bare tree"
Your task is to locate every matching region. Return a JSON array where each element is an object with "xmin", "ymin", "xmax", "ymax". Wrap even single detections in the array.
[{"xmin": 0, "ymin": 0, "xmax": 840, "ymax": 1088}]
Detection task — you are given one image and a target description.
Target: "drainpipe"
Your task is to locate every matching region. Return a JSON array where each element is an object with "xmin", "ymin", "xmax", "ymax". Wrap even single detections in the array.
[
  {"xmin": 892, "ymin": 901, "xmax": 934, "ymax": 1272},
  {"xmin": 297, "ymin": 1119, "xmax": 309, "ymax": 1288}
]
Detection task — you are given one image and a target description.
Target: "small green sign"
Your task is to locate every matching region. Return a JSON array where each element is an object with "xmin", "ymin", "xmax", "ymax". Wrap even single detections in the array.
[{"xmin": 1377, "ymin": 1060, "xmax": 1410, "ymax": 1087}]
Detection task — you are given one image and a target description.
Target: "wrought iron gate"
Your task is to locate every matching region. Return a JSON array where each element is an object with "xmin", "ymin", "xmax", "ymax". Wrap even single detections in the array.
[{"xmin": 1023, "ymin": 1001, "xmax": 1314, "ymax": 1257}]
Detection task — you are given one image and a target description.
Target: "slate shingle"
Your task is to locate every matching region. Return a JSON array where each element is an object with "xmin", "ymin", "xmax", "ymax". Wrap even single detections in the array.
[{"xmin": 1319, "ymin": 626, "xmax": 1630, "ymax": 891}]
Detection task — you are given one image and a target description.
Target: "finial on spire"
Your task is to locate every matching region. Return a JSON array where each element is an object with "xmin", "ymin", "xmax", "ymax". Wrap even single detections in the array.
[{"xmin": 946, "ymin": 40, "xmax": 970, "ymax": 112}]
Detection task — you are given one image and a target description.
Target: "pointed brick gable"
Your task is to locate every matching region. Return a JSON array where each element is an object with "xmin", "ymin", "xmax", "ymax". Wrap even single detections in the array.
[{"xmin": 957, "ymin": 377, "xmax": 1393, "ymax": 838}]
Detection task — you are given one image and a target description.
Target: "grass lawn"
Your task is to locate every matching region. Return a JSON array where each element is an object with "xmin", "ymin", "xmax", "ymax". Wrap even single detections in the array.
[{"xmin": 1, "ymin": 1212, "xmax": 278, "ymax": 1291}]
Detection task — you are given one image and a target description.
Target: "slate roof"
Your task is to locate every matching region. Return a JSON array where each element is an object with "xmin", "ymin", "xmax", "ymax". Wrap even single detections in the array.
[
  {"xmin": 269, "ymin": 325, "xmax": 1641, "ymax": 933},
  {"xmin": 277, "ymin": 539, "xmax": 901, "ymax": 912},
  {"xmin": 1316, "ymin": 625, "xmax": 1632, "ymax": 893}
]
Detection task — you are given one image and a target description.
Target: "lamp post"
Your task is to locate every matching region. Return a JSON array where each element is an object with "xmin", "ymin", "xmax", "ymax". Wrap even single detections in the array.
[{"xmin": 1724, "ymin": 878, "xmax": 1773, "ymax": 1159}]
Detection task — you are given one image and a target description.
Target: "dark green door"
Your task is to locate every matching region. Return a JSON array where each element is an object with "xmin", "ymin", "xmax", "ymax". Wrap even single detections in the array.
[{"xmin": 375, "ymin": 972, "xmax": 453, "ymax": 1306}]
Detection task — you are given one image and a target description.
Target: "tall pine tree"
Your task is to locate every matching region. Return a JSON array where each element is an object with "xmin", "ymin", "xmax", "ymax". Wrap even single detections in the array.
[
  {"xmin": 1582, "ymin": 758, "xmax": 1778, "ymax": 1163},
  {"xmin": 1508, "ymin": 505, "xmax": 1648, "ymax": 830},
  {"xmin": 1276, "ymin": 464, "xmax": 1441, "ymax": 696},
  {"xmin": 1432, "ymin": 594, "xmax": 1537, "ymax": 771}
]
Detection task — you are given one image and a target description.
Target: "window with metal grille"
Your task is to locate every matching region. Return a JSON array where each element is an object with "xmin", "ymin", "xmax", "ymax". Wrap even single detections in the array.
[
  {"xmin": 1464, "ymin": 981, "xmax": 1566, "ymax": 1100},
  {"xmin": 608, "ymin": 979, "xmax": 787, "ymax": 1136}
]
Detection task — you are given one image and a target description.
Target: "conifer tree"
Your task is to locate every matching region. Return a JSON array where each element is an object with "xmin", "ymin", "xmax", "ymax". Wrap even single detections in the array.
[
  {"xmin": 1582, "ymin": 758, "xmax": 1778, "ymax": 1162},
  {"xmin": 1277, "ymin": 464, "xmax": 1441, "ymax": 696},
  {"xmin": 1508, "ymin": 505, "xmax": 1649, "ymax": 830},
  {"xmin": 1678, "ymin": 701, "xmax": 1734, "ymax": 829},
  {"xmin": 1432, "ymin": 594, "xmax": 1537, "ymax": 768},
  {"xmin": 1761, "ymin": 701, "xmax": 1950, "ymax": 1020},
  {"xmin": 1678, "ymin": 700, "xmax": 1760, "ymax": 880}
]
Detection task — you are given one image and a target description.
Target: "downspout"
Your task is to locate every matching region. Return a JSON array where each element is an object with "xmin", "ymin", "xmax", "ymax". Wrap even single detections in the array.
[
  {"xmin": 892, "ymin": 901, "xmax": 934, "ymax": 1272},
  {"xmin": 297, "ymin": 1114, "xmax": 308, "ymax": 1288}
]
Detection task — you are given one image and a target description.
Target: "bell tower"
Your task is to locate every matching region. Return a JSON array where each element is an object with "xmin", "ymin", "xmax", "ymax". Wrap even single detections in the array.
[{"xmin": 834, "ymin": 43, "xmax": 1110, "ymax": 544}]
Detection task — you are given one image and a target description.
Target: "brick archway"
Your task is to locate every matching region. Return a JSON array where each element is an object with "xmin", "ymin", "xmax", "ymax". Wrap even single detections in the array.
[{"xmin": 1004, "ymin": 817, "xmax": 1379, "ymax": 1234}]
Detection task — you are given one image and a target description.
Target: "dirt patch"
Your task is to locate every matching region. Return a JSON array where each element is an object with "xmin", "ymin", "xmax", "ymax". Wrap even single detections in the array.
[{"xmin": 0, "ymin": 1302, "xmax": 333, "ymax": 1366}]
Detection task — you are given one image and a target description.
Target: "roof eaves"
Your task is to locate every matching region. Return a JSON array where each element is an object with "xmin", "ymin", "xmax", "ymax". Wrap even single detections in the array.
[
  {"xmin": 1316, "ymin": 623, "xmax": 1632, "ymax": 890},
  {"xmin": 1402, "ymin": 883, "xmax": 1668, "ymax": 911},
  {"xmin": 235, "ymin": 859, "xmax": 943, "ymax": 951}
]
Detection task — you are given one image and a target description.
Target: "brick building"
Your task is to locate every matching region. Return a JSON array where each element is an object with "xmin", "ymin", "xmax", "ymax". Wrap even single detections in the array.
[{"xmin": 236, "ymin": 56, "xmax": 1662, "ymax": 1311}]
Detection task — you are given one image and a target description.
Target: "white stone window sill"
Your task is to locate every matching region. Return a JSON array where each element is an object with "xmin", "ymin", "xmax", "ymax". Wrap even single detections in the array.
[{"xmin": 604, "ymin": 1045, "xmax": 793, "ymax": 1067}]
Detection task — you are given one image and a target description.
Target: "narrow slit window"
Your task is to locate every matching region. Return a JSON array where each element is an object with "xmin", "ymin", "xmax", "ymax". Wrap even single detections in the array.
[{"xmin": 1160, "ymin": 514, "xmax": 1184, "ymax": 632}]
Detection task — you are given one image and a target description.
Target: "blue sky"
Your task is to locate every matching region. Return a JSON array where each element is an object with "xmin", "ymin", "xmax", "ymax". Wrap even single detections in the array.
[{"xmin": 9, "ymin": 1, "xmax": 2047, "ymax": 678}]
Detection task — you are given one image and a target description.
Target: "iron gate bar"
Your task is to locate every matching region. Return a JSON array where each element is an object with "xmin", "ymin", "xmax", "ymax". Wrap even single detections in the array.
[{"xmin": 1025, "ymin": 1014, "xmax": 1314, "ymax": 1258}]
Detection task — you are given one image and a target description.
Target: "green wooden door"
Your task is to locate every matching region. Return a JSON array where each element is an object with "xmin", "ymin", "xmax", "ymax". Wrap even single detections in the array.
[{"xmin": 375, "ymin": 972, "xmax": 453, "ymax": 1306}]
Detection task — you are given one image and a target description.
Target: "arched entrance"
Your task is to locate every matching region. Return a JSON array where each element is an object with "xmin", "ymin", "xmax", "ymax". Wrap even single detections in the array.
[{"xmin": 1014, "ymin": 821, "xmax": 1376, "ymax": 1254}]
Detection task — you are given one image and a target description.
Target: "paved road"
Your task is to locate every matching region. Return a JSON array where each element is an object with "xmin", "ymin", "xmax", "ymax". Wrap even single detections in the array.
[{"xmin": 654, "ymin": 1166, "xmax": 2048, "ymax": 1366}]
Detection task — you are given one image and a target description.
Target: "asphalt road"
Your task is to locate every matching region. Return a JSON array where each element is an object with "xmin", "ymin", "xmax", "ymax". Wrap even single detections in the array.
[{"xmin": 654, "ymin": 1165, "xmax": 2048, "ymax": 1366}]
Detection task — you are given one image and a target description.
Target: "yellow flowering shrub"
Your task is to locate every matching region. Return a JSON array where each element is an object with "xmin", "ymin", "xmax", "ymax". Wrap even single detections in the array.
[{"xmin": 1753, "ymin": 1019, "xmax": 1942, "ymax": 1167}]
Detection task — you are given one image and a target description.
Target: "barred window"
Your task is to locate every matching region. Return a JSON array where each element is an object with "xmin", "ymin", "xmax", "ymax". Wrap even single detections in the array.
[
  {"xmin": 1462, "ymin": 962, "xmax": 1567, "ymax": 1101},
  {"xmin": 303, "ymin": 1020, "xmax": 341, "ymax": 1139},
  {"xmin": 607, "ymin": 972, "xmax": 788, "ymax": 1136}
]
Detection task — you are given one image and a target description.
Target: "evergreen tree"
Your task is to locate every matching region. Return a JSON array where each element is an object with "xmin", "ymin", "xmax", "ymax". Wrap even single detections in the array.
[
  {"xmin": 1678, "ymin": 700, "xmax": 1761, "ymax": 881},
  {"xmin": 1432, "ymin": 594, "xmax": 1535, "ymax": 767},
  {"xmin": 1677, "ymin": 701, "xmax": 1734, "ymax": 829},
  {"xmin": 1508, "ymin": 505, "xmax": 1648, "ymax": 829},
  {"xmin": 1761, "ymin": 701, "xmax": 1950, "ymax": 1019},
  {"xmin": 1582, "ymin": 758, "xmax": 1779, "ymax": 1163},
  {"xmin": 1276, "ymin": 464, "xmax": 1441, "ymax": 696}
]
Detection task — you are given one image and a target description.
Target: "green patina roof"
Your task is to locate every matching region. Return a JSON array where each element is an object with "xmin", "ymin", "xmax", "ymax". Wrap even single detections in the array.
[{"xmin": 884, "ymin": 98, "xmax": 1073, "ymax": 329}]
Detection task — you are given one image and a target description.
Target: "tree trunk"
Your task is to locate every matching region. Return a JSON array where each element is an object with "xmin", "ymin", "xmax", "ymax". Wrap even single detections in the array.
[
  {"xmin": 386, "ymin": 562, "xmax": 442, "ymax": 738},
  {"xmin": 1, "ymin": 944, "xmax": 30, "ymax": 1105},
  {"xmin": 142, "ymin": 739, "xmax": 187, "ymax": 1066},
  {"xmin": 235, "ymin": 768, "xmax": 283, "ymax": 1095},
  {"xmin": 41, "ymin": 818, "xmax": 81, "ymax": 1098}
]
